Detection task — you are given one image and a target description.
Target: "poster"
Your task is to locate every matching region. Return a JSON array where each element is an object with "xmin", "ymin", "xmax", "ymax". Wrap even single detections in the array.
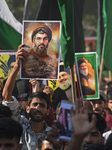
[
  {"xmin": 0, "ymin": 51, "xmax": 31, "ymax": 101},
  {"xmin": 21, "ymin": 20, "xmax": 61, "ymax": 80},
  {"xmin": 58, "ymin": 100, "xmax": 75, "ymax": 141},
  {"xmin": 75, "ymin": 52, "xmax": 99, "ymax": 100}
]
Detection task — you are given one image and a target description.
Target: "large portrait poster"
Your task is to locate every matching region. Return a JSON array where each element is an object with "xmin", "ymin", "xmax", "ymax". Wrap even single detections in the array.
[
  {"xmin": 21, "ymin": 21, "xmax": 61, "ymax": 80},
  {"xmin": 75, "ymin": 52, "xmax": 99, "ymax": 100}
]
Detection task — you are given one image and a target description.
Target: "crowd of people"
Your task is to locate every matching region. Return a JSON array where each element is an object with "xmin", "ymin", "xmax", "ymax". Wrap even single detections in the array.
[{"xmin": 1, "ymin": 26, "xmax": 112, "ymax": 150}]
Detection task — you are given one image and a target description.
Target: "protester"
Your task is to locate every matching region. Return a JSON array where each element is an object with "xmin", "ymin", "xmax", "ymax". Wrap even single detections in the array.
[
  {"xmin": 2, "ymin": 45, "xmax": 51, "ymax": 150},
  {"xmin": 89, "ymin": 90, "xmax": 107, "ymax": 117},
  {"xmin": 0, "ymin": 118, "xmax": 23, "ymax": 150},
  {"xmin": 29, "ymin": 79, "xmax": 55, "ymax": 127},
  {"xmin": 66, "ymin": 98, "xmax": 107, "ymax": 150}
]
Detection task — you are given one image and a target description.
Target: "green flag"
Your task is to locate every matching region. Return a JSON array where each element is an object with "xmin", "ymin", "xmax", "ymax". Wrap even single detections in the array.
[
  {"xmin": 102, "ymin": 0, "xmax": 112, "ymax": 71},
  {"xmin": 0, "ymin": 0, "xmax": 22, "ymax": 50},
  {"xmin": 57, "ymin": 0, "xmax": 75, "ymax": 69}
]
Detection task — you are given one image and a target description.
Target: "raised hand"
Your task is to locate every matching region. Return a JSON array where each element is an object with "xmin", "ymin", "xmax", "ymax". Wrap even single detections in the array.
[{"xmin": 71, "ymin": 98, "xmax": 97, "ymax": 139}]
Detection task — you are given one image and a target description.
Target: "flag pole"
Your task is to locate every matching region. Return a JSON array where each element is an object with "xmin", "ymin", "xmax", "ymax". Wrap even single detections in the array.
[
  {"xmin": 109, "ymin": 71, "xmax": 112, "ymax": 81},
  {"xmin": 99, "ymin": 58, "xmax": 104, "ymax": 89},
  {"xmin": 23, "ymin": 0, "xmax": 29, "ymax": 20},
  {"xmin": 70, "ymin": 65, "xmax": 77, "ymax": 104}
]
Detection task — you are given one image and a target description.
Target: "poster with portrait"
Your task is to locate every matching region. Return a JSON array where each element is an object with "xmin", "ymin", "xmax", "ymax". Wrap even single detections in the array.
[
  {"xmin": 47, "ymin": 61, "xmax": 83, "ymax": 111},
  {"xmin": 0, "ymin": 51, "xmax": 31, "ymax": 101},
  {"xmin": 58, "ymin": 100, "xmax": 75, "ymax": 141},
  {"xmin": 75, "ymin": 52, "xmax": 99, "ymax": 100},
  {"xmin": 20, "ymin": 20, "xmax": 61, "ymax": 80}
]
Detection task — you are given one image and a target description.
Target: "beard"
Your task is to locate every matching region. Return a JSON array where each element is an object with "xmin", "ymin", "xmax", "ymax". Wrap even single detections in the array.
[
  {"xmin": 29, "ymin": 109, "xmax": 47, "ymax": 122},
  {"xmin": 59, "ymin": 78, "xmax": 71, "ymax": 90},
  {"xmin": 33, "ymin": 44, "xmax": 48, "ymax": 56},
  {"xmin": 79, "ymin": 69, "xmax": 88, "ymax": 76}
]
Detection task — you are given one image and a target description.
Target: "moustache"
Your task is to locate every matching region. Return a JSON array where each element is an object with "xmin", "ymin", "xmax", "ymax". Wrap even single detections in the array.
[
  {"xmin": 34, "ymin": 110, "xmax": 43, "ymax": 116},
  {"xmin": 37, "ymin": 43, "xmax": 46, "ymax": 48},
  {"xmin": 60, "ymin": 79, "xmax": 67, "ymax": 83}
]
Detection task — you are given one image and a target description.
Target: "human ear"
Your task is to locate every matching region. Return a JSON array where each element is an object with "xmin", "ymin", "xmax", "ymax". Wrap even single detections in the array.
[{"xmin": 26, "ymin": 106, "xmax": 30, "ymax": 113}]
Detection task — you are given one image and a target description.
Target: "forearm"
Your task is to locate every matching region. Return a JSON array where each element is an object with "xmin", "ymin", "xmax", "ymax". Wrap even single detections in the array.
[{"xmin": 2, "ymin": 64, "xmax": 20, "ymax": 101}]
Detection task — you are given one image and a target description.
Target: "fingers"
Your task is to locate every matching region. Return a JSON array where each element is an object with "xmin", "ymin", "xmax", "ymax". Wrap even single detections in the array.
[
  {"xmin": 75, "ymin": 97, "xmax": 83, "ymax": 114},
  {"xmin": 75, "ymin": 97, "xmax": 90, "ymax": 115},
  {"xmin": 16, "ymin": 44, "xmax": 28, "ymax": 62},
  {"xmin": 29, "ymin": 79, "xmax": 38, "ymax": 86}
]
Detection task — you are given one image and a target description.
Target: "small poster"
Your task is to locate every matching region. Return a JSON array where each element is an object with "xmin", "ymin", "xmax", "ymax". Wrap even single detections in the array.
[
  {"xmin": 0, "ymin": 51, "xmax": 31, "ymax": 101},
  {"xmin": 75, "ymin": 52, "xmax": 99, "ymax": 100},
  {"xmin": 21, "ymin": 20, "xmax": 61, "ymax": 80},
  {"xmin": 58, "ymin": 100, "xmax": 75, "ymax": 141}
]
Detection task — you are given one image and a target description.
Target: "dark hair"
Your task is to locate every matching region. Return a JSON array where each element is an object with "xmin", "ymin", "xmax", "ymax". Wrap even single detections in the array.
[
  {"xmin": 31, "ymin": 25, "xmax": 52, "ymax": 42},
  {"xmin": 7, "ymin": 55, "xmax": 15, "ymax": 69},
  {"xmin": 0, "ymin": 118, "xmax": 23, "ymax": 142},
  {"xmin": 28, "ymin": 91, "xmax": 50, "ymax": 109},
  {"xmin": 78, "ymin": 58, "xmax": 86, "ymax": 67},
  {"xmin": 107, "ymin": 91, "xmax": 112, "ymax": 101},
  {"xmin": 0, "ymin": 103, "xmax": 12, "ymax": 118},
  {"xmin": 88, "ymin": 113, "xmax": 107, "ymax": 133}
]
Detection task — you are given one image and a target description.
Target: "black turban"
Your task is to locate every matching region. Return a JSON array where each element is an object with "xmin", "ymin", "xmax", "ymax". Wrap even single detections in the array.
[{"xmin": 31, "ymin": 25, "xmax": 52, "ymax": 42}]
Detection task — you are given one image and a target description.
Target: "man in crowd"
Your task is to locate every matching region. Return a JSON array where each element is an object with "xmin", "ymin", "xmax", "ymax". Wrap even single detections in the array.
[
  {"xmin": 2, "ymin": 44, "xmax": 51, "ymax": 150},
  {"xmin": 89, "ymin": 90, "xmax": 107, "ymax": 117},
  {"xmin": 67, "ymin": 98, "xmax": 107, "ymax": 150},
  {"xmin": 78, "ymin": 58, "xmax": 95, "ymax": 96},
  {"xmin": 89, "ymin": 90, "xmax": 111, "ymax": 131},
  {"xmin": 0, "ymin": 118, "xmax": 23, "ymax": 150},
  {"xmin": 47, "ymin": 98, "xmax": 107, "ymax": 150}
]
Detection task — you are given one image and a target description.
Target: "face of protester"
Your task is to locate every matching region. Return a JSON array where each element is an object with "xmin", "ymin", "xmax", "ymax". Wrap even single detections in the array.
[
  {"xmin": 79, "ymin": 62, "xmax": 88, "ymax": 76},
  {"xmin": 81, "ymin": 128, "xmax": 103, "ymax": 150},
  {"xmin": 33, "ymin": 32, "xmax": 49, "ymax": 55},
  {"xmin": 0, "ymin": 138, "xmax": 22, "ymax": 150},
  {"xmin": 107, "ymin": 99, "xmax": 112, "ymax": 112},
  {"xmin": 26, "ymin": 97, "xmax": 49, "ymax": 122},
  {"xmin": 90, "ymin": 100, "xmax": 105, "ymax": 115}
]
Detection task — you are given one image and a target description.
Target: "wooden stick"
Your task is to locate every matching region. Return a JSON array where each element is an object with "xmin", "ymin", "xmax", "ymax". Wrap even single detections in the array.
[
  {"xmin": 99, "ymin": 58, "xmax": 104, "ymax": 90},
  {"xmin": 109, "ymin": 71, "xmax": 112, "ymax": 81},
  {"xmin": 70, "ymin": 65, "xmax": 77, "ymax": 104}
]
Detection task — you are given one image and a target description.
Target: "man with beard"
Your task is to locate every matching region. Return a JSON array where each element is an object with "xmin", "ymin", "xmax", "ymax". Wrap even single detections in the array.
[
  {"xmin": 31, "ymin": 25, "xmax": 52, "ymax": 62},
  {"xmin": 66, "ymin": 98, "xmax": 107, "ymax": 150},
  {"xmin": 78, "ymin": 58, "xmax": 96, "ymax": 96},
  {"xmin": 2, "ymin": 46, "xmax": 51, "ymax": 150},
  {"xmin": 52, "ymin": 67, "xmax": 72, "ymax": 110},
  {"xmin": 22, "ymin": 25, "xmax": 56, "ymax": 78}
]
